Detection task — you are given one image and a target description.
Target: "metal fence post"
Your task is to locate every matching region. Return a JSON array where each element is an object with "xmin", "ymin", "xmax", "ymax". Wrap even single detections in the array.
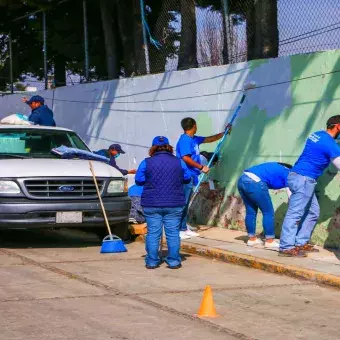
[
  {"xmin": 140, "ymin": 0, "xmax": 150, "ymax": 74},
  {"xmin": 8, "ymin": 33, "xmax": 14, "ymax": 94},
  {"xmin": 83, "ymin": 0, "xmax": 90, "ymax": 82},
  {"xmin": 42, "ymin": 11, "xmax": 48, "ymax": 90},
  {"xmin": 221, "ymin": 0, "xmax": 230, "ymax": 64}
]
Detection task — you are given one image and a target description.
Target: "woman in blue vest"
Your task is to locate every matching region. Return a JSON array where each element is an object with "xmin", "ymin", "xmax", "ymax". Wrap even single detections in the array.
[
  {"xmin": 237, "ymin": 162, "xmax": 292, "ymax": 251},
  {"xmin": 135, "ymin": 136, "xmax": 191, "ymax": 269}
]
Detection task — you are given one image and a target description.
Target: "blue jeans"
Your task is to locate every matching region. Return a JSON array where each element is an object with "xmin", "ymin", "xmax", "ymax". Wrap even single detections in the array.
[
  {"xmin": 144, "ymin": 206, "xmax": 184, "ymax": 267},
  {"xmin": 180, "ymin": 179, "xmax": 193, "ymax": 231},
  {"xmin": 280, "ymin": 172, "xmax": 320, "ymax": 251},
  {"xmin": 237, "ymin": 174, "xmax": 275, "ymax": 239}
]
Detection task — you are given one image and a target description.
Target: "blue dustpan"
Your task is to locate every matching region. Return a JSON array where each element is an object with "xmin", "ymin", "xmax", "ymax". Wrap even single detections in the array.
[{"xmin": 100, "ymin": 235, "xmax": 127, "ymax": 253}]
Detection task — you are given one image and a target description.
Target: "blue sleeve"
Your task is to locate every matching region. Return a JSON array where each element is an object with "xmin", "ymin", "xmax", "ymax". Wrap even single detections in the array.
[
  {"xmin": 135, "ymin": 160, "xmax": 147, "ymax": 186},
  {"xmin": 28, "ymin": 112, "xmax": 40, "ymax": 125},
  {"xmin": 180, "ymin": 160, "xmax": 192, "ymax": 184},
  {"xmin": 194, "ymin": 136, "xmax": 205, "ymax": 145},
  {"xmin": 177, "ymin": 137, "xmax": 192, "ymax": 158},
  {"xmin": 327, "ymin": 140, "xmax": 340, "ymax": 159},
  {"xmin": 109, "ymin": 157, "xmax": 128, "ymax": 176}
]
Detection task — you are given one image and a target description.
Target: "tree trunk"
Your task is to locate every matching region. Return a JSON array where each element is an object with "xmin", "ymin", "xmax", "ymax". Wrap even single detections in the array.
[
  {"xmin": 54, "ymin": 56, "xmax": 66, "ymax": 87},
  {"xmin": 132, "ymin": 0, "xmax": 146, "ymax": 75},
  {"xmin": 220, "ymin": 0, "xmax": 229, "ymax": 65},
  {"xmin": 246, "ymin": 0, "xmax": 278, "ymax": 60},
  {"xmin": 100, "ymin": 0, "xmax": 119, "ymax": 79},
  {"xmin": 178, "ymin": 0, "xmax": 197, "ymax": 70},
  {"xmin": 116, "ymin": 0, "xmax": 136, "ymax": 77},
  {"xmin": 149, "ymin": 0, "xmax": 175, "ymax": 73}
]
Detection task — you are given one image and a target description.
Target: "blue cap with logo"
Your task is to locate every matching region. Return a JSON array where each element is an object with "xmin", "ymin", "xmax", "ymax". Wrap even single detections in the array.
[
  {"xmin": 152, "ymin": 136, "xmax": 169, "ymax": 146},
  {"xmin": 109, "ymin": 143, "xmax": 125, "ymax": 154},
  {"xmin": 26, "ymin": 95, "xmax": 45, "ymax": 105}
]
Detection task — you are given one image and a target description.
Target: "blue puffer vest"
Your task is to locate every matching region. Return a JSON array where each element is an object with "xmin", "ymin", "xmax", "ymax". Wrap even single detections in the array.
[{"xmin": 141, "ymin": 151, "xmax": 185, "ymax": 207}]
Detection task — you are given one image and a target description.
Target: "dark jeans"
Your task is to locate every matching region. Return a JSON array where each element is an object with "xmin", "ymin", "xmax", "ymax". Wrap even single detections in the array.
[
  {"xmin": 180, "ymin": 179, "xmax": 193, "ymax": 231},
  {"xmin": 237, "ymin": 174, "xmax": 275, "ymax": 239},
  {"xmin": 144, "ymin": 206, "xmax": 184, "ymax": 267}
]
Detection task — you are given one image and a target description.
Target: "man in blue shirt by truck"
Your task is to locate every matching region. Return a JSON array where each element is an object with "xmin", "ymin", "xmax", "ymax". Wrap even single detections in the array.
[
  {"xmin": 22, "ymin": 95, "xmax": 56, "ymax": 127},
  {"xmin": 95, "ymin": 144, "xmax": 136, "ymax": 175},
  {"xmin": 280, "ymin": 115, "xmax": 340, "ymax": 257}
]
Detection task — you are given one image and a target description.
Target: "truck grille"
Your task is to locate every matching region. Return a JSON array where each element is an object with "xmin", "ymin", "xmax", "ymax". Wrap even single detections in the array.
[{"xmin": 23, "ymin": 179, "xmax": 105, "ymax": 199}]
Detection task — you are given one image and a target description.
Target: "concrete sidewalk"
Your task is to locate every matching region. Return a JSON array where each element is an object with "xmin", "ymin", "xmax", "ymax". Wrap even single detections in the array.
[{"xmin": 178, "ymin": 228, "xmax": 340, "ymax": 288}]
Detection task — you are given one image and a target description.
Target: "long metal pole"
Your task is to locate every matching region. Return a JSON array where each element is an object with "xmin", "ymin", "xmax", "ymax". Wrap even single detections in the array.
[
  {"xmin": 83, "ymin": 0, "xmax": 90, "ymax": 82},
  {"xmin": 221, "ymin": 0, "xmax": 230, "ymax": 64},
  {"xmin": 140, "ymin": 0, "xmax": 150, "ymax": 74},
  {"xmin": 8, "ymin": 34, "xmax": 13, "ymax": 94},
  {"xmin": 43, "ymin": 11, "xmax": 48, "ymax": 90}
]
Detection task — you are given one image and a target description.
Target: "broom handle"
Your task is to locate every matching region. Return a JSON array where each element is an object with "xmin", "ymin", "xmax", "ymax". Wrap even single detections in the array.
[{"xmin": 89, "ymin": 161, "xmax": 113, "ymax": 238}]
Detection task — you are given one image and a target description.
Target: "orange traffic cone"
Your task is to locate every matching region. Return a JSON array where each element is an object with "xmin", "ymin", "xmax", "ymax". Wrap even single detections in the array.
[{"xmin": 197, "ymin": 285, "xmax": 219, "ymax": 317}]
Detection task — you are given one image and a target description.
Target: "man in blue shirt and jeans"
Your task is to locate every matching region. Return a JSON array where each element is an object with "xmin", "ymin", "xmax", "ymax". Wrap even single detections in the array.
[
  {"xmin": 176, "ymin": 117, "xmax": 230, "ymax": 240},
  {"xmin": 279, "ymin": 115, "xmax": 340, "ymax": 257}
]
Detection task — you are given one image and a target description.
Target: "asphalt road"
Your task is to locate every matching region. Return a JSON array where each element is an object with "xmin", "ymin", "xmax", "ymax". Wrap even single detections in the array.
[{"xmin": 0, "ymin": 228, "xmax": 339, "ymax": 340}]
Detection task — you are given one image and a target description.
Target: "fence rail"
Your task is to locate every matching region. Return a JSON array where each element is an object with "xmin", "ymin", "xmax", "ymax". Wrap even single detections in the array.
[{"xmin": 0, "ymin": 0, "xmax": 339, "ymax": 94}]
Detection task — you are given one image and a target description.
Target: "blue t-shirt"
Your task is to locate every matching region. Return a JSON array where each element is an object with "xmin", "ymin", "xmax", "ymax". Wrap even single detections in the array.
[
  {"xmin": 292, "ymin": 131, "xmax": 340, "ymax": 180},
  {"xmin": 245, "ymin": 162, "xmax": 290, "ymax": 189},
  {"xmin": 128, "ymin": 185, "xmax": 143, "ymax": 197},
  {"xmin": 176, "ymin": 134, "xmax": 205, "ymax": 184}
]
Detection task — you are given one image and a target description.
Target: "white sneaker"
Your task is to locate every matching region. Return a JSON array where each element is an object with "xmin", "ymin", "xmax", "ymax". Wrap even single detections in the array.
[
  {"xmin": 185, "ymin": 229, "xmax": 200, "ymax": 237},
  {"xmin": 180, "ymin": 231, "xmax": 191, "ymax": 240},
  {"xmin": 247, "ymin": 238, "xmax": 264, "ymax": 247},
  {"xmin": 264, "ymin": 239, "xmax": 280, "ymax": 251}
]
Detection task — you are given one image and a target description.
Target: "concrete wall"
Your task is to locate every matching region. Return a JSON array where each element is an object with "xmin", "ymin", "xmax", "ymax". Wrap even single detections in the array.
[{"xmin": 0, "ymin": 50, "xmax": 339, "ymax": 248}]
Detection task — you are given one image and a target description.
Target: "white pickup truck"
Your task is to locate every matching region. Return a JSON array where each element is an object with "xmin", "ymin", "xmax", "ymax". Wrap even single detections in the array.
[{"xmin": 0, "ymin": 124, "xmax": 131, "ymax": 239}]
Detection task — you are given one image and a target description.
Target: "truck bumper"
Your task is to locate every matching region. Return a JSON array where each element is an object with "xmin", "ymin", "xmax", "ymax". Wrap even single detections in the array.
[{"xmin": 0, "ymin": 196, "xmax": 131, "ymax": 228}]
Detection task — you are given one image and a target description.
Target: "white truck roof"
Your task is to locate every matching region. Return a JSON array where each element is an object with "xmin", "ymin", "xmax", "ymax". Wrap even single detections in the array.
[{"xmin": 0, "ymin": 124, "xmax": 73, "ymax": 132}]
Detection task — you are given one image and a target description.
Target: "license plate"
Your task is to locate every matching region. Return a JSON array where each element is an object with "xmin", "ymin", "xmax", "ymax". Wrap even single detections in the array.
[{"xmin": 56, "ymin": 212, "xmax": 83, "ymax": 224}]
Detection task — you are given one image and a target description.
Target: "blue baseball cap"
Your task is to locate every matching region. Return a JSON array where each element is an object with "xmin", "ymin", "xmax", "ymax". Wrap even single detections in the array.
[
  {"xmin": 152, "ymin": 136, "xmax": 169, "ymax": 146},
  {"xmin": 26, "ymin": 95, "xmax": 45, "ymax": 105},
  {"xmin": 109, "ymin": 143, "xmax": 125, "ymax": 154}
]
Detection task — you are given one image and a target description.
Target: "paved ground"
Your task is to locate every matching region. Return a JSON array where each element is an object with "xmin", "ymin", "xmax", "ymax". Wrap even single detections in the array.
[{"xmin": 1, "ymin": 229, "xmax": 340, "ymax": 340}]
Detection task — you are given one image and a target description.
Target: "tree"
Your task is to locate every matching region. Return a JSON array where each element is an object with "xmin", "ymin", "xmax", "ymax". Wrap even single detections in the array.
[{"xmin": 178, "ymin": 0, "xmax": 197, "ymax": 70}]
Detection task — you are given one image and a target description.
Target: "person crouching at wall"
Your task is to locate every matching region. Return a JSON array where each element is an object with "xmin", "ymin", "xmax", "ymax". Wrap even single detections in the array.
[
  {"xmin": 237, "ymin": 162, "xmax": 292, "ymax": 251},
  {"xmin": 135, "ymin": 136, "xmax": 191, "ymax": 269}
]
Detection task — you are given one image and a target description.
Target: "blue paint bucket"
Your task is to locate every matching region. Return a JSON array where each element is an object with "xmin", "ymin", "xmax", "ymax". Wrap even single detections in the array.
[{"xmin": 100, "ymin": 235, "xmax": 127, "ymax": 253}]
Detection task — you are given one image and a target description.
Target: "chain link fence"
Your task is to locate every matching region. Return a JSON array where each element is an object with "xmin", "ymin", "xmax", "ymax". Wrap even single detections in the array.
[{"xmin": 0, "ymin": 0, "xmax": 339, "ymax": 94}]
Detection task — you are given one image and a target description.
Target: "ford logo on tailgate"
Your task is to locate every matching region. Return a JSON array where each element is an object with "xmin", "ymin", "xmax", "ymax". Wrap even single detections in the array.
[{"xmin": 58, "ymin": 185, "xmax": 75, "ymax": 192}]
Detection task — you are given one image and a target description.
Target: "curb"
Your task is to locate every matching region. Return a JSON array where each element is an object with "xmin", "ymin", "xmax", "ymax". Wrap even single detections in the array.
[{"xmin": 136, "ymin": 236, "xmax": 340, "ymax": 289}]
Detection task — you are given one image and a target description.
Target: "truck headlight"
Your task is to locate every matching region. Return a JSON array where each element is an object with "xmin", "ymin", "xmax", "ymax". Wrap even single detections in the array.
[
  {"xmin": 0, "ymin": 181, "xmax": 21, "ymax": 194},
  {"xmin": 107, "ymin": 179, "xmax": 127, "ymax": 194}
]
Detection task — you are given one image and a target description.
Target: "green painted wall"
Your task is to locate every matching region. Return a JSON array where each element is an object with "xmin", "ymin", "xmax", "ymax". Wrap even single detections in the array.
[{"xmin": 192, "ymin": 50, "xmax": 340, "ymax": 249}]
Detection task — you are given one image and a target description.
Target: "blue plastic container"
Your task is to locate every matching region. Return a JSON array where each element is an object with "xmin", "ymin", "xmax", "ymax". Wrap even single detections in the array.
[{"xmin": 100, "ymin": 235, "xmax": 127, "ymax": 253}]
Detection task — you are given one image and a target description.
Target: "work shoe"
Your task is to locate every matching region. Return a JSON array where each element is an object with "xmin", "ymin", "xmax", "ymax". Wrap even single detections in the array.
[
  {"xmin": 278, "ymin": 247, "xmax": 307, "ymax": 257},
  {"xmin": 297, "ymin": 244, "xmax": 320, "ymax": 253},
  {"xmin": 180, "ymin": 231, "xmax": 191, "ymax": 240},
  {"xmin": 185, "ymin": 229, "xmax": 200, "ymax": 237},
  {"xmin": 145, "ymin": 264, "xmax": 160, "ymax": 269},
  {"xmin": 247, "ymin": 238, "xmax": 264, "ymax": 247},
  {"xmin": 168, "ymin": 264, "xmax": 182, "ymax": 269},
  {"xmin": 264, "ymin": 239, "xmax": 280, "ymax": 251}
]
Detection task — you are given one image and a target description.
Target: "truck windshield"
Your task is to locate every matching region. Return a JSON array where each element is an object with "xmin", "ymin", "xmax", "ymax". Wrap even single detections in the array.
[{"xmin": 0, "ymin": 129, "xmax": 89, "ymax": 159}]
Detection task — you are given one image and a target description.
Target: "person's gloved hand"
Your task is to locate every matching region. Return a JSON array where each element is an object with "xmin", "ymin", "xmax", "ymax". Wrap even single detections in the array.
[{"xmin": 225, "ymin": 123, "xmax": 232, "ymax": 135}]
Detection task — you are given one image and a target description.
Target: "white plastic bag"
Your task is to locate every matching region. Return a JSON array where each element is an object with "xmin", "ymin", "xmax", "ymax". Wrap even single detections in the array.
[{"xmin": 0, "ymin": 113, "xmax": 32, "ymax": 126}]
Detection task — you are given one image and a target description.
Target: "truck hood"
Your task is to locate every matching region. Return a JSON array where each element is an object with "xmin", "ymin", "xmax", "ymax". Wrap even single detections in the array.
[{"xmin": 0, "ymin": 159, "xmax": 124, "ymax": 178}]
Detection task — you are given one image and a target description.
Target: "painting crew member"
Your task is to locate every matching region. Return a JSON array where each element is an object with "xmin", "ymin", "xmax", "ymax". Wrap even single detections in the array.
[
  {"xmin": 238, "ymin": 162, "xmax": 292, "ymax": 251},
  {"xmin": 95, "ymin": 144, "xmax": 136, "ymax": 175},
  {"xmin": 22, "ymin": 95, "xmax": 56, "ymax": 126},
  {"xmin": 176, "ymin": 117, "xmax": 231, "ymax": 240},
  {"xmin": 280, "ymin": 115, "xmax": 340, "ymax": 257}
]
